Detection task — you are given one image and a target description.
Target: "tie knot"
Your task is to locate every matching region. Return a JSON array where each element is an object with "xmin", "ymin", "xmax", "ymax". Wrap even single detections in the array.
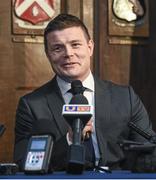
[{"xmin": 68, "ymin": 86, "xmax": 86, "ymax": 95}]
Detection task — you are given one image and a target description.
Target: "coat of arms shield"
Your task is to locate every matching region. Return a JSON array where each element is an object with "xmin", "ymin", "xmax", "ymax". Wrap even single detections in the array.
[
  {"xmin": 12, "ymin": 0, "xmax": 60, "ymax": 41},
  {"xmin": 14, "ymin": 0, "xmax": 55, "ymax": 24}
]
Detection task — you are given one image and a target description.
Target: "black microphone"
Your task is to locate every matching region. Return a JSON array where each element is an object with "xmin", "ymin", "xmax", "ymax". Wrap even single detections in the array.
[
  {"xmin": 62, "ymin": 80, "xmax": 93, "ymax": 174},
  {"xmin": 70, "ymin": 80, "xmax": 86, "ymax": 95},
  {"xmin": 128, "ymin": 122, "xmax": 156, "ymax": 173},
  {"xmin": 69, "ymin": 94, "xmax": 90, "ymax": 145},
  {"xmin": 128, "ymin": 121, "xmax": 156, "ymax": 144},
  {"xmin": 63, "ymin": 80, "xmax": 93, "ymax": 145}
]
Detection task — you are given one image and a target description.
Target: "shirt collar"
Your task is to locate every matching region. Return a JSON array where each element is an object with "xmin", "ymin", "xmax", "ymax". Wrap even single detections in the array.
[
  {"xmin": 56, "ymin": 72, "xmax": 94, "ymax": 95},
  {"xmin": 56, "ymin": 76, "xmax": 71, "ymax": 96},
  {"xmin": 82, "ymin": 72, "xmax": 94, "ymax": 92}
]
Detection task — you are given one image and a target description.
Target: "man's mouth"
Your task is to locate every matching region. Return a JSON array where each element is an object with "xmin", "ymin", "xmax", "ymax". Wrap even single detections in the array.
[{"xmin": 62, "ymin": 62, "xmax": 79, "ymax": 67}]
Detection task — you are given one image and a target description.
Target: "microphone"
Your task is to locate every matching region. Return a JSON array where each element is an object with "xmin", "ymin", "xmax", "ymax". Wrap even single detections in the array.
[
  {"xmin": 70, "ymin": 80, "xmax": 86, "ymax": 95},
  {"xmin": 63, "ymin": 97, "xmax": 93, "ymax": 145},
  {"xmin": 128, "ymin": 122, "xmax": 156, "ymax": 172},
  {"xmin": 128, "ymin": 121, "xmax": 156, "ymax": 144},
  {"xmin": 118, "ymin": 122, "xmax": 156, "ymax": 153},
  {"xmin": 62, "ymin": 80, "xmax": 93, "ymax": 174},
  {"xmin": 63, "ymin": 80, "xmax": 93, "ymax": 144}
]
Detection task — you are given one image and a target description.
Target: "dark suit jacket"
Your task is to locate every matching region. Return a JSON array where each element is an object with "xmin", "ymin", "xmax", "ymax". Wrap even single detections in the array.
[{"xmin": 14, "ymin": 76, "xmax": 155, "ymax": 171}]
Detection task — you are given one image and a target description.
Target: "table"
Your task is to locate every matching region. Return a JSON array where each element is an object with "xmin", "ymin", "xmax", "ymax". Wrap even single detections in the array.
[{"xmin": 1, "ymin": 171, "xmax": 156, "ymax": 179}]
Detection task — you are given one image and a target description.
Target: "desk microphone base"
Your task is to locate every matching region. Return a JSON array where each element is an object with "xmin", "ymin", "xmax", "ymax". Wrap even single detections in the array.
[{"xmin": 67, "ymin": 144, "xmax": 85, "ymax": 174}]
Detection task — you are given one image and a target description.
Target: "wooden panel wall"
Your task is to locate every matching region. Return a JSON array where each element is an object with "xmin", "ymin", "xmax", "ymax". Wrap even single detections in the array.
[{"xmin": 0, "ymin": 1, "xmax": 16, "ymax": 162}]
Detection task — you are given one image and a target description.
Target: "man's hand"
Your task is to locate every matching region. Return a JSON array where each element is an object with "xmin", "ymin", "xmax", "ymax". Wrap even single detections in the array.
[
  {"xmin": 68, "ymin": 119, "xmax": 93, "ymax": 143},
  {"xmin": 82, "ymin": 120, "xmax": 93, "ymax": 140},
  {"xmin": 68, "ymin": 126, "xmax": 73, "ymax": 143}
]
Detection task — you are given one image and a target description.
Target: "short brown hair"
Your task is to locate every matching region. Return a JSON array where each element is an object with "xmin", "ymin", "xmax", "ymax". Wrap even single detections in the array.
[{"xmin": 44, "ymin": 14, "xmax": 91, "ymax": 52}]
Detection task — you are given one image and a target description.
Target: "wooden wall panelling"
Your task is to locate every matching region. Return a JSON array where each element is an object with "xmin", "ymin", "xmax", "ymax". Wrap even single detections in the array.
[
  {"xmin": 0, "ymin": 88, "xmax": 16, "ymax": 162},
  {"xmin": 82, "ymin": 0, "xmax": 94, "ymax": 70},
  {"xmin": 0, "ymin": 1, "xmax": 15, "ymax": 162},
  {"xmin": 66, "ymin": 0, "xmax": 81, "ymax": 17},
  {"xmin": 14, "ymin": 43, "xmax": 52, "ymax": 89},
  {"xmin": 82, "ymin": 0, "xmax": 93, "ymax": 36},
  {"xmin": 94, "ymin": 0, "xmax": 131, "ymax": 85},
  {"xmin": 66, "ymin": 0, "xmax": 93, "ymax": 37}
]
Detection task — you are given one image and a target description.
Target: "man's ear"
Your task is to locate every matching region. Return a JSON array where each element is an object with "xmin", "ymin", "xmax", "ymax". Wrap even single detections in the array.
[{"xmin": 88, "ymin": 39, "xmax": 94, "ymax": 56}]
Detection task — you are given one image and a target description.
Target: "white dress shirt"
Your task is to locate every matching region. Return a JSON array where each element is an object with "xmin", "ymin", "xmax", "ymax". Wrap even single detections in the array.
[{"xmin": 57, "ymin": 72, "xmax": 100, "ymax": 165}]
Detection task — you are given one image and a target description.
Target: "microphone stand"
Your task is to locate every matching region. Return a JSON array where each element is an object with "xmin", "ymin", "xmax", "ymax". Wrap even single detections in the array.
[
  {"xmin": 119, "ymin": 122, "xmax": 156, "ymax": 152},
  {"xmin": 66, "ymin": 110, "xmax": 86, "ymax": 174},
  {"xmin": 65, "ymin": 80, "xmax": 90, "ymax": 174}
]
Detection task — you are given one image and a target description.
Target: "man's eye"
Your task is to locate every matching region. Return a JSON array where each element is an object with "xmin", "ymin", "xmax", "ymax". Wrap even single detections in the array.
[
  {"xmin": 72, "ymin": 43, "xmax": 81, "ymax": 48},
  {"xmin": 52, "ymin": 46, "xmax": 63, "ymax": 52}
]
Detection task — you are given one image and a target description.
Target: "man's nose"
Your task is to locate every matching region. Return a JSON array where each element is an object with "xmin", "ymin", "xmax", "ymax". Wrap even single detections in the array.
[{"xmin": 64, "ymin": 46, "xmax": 74, "ymax": 56}]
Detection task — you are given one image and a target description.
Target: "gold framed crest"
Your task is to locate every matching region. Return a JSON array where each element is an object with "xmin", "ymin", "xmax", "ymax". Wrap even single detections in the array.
[
  {"xmin": 108, "ymin": 0, "xmax": 149, "ymax": 39},
  {"xmin": 12, "ymin": 0, "xmax": 61, "ymax": 42}
]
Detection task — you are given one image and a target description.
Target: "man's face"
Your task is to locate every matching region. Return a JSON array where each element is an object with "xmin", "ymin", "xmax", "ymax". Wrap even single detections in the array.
[{"xmin": 46, "ymin": 27, "xmax": 94, "ymax": 82}]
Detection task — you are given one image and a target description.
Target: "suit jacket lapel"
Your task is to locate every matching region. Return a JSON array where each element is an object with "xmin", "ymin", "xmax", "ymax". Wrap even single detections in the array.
[
  {"xmin": 94, "ymin": 77, "xmax": 111, "ymax": 162},
  {"xmin": 46, "ymin": 77, "xmax": 69, "ymax": 136},
  {"xmin": 95, "ymin": 78, "xmax": 111, "ymax": 128}
]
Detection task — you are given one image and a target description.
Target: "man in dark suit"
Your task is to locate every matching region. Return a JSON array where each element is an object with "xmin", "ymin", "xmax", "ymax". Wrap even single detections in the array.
[{"xmin": 14, "ymin": 14, "xmax": 156, "ymax": 172}]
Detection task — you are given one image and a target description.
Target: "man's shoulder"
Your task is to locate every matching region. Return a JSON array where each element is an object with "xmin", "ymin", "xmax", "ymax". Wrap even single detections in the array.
[
  {"xmin": 95, "ymin": 77, "xmax": 130, "ymax": 90},
  {"xmin": 95, "ymin": 77, "xmax": 135, "ymax": 98},
  {"xmin": 22, "ymin": 78, "xmax": 57, "ymax": 100}
]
